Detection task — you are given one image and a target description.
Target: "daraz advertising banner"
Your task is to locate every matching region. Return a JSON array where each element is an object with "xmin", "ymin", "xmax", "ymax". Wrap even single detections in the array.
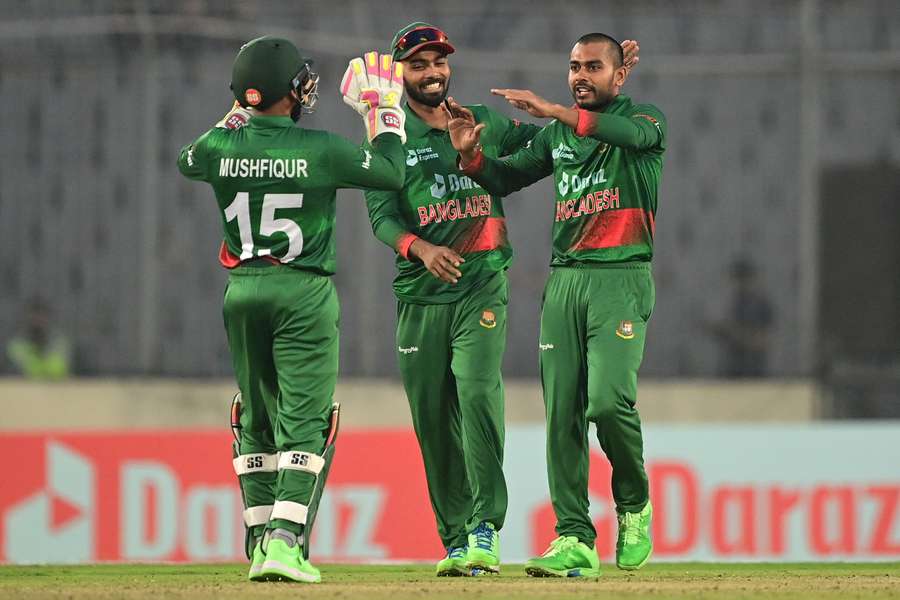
[{"xmin": 1, "ymin": 425, "xmax": 898, "ymax": 564}]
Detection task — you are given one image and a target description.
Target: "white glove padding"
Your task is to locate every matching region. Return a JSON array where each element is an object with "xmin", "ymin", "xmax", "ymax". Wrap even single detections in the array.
[
  {"xmin": 215, "ymin": 101, "xmax": 255, "ymax": 130},
  {"xmin": 340, "ymin": 51, "xmax": 406, "ymax": 143}
]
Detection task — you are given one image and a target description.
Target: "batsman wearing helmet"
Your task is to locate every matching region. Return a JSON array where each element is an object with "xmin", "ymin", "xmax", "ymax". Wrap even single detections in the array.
[
  {"xmin": 362, "ymin": 23, "xmax": 639, "ymax": 576},
  {"xmin": 177, "ymin": 36, "xmax": 407, "ymax": 583},
  {"xmin": 447, "ymin": 32, "xmax": 663, "ymax": 577}
]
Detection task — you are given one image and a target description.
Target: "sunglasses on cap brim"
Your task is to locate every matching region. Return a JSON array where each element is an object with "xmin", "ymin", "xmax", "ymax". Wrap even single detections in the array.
[{"xmin": 394, "ymin": 27, "xmax": 452, "ymax": 54}]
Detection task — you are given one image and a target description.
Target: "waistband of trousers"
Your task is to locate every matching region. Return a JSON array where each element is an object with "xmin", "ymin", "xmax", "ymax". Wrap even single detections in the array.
[
  {"xmin": 228, "ymin": 261, "xmax": 327, "ymax": 278},
  {"xmin": 554, "ymin": 261, "xmax": 651, "ymax": 271}
]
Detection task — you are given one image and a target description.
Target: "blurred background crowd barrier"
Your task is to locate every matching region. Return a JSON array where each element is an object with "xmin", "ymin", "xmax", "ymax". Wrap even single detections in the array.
[{"xmin": 1, "ymin": 0, "xmax": 898, "ymax": 565}]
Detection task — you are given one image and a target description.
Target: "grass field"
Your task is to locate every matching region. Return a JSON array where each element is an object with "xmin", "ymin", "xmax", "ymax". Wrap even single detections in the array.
[{"xmin": 2, "ymin": 563, "xmax": 899, "ymax": 600}]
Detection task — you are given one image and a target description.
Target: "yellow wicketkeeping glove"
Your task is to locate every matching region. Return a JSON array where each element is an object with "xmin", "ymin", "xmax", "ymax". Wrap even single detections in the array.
[{"xmin": 340, "ymin": 51, "xmax": 406, "ymax": 143}]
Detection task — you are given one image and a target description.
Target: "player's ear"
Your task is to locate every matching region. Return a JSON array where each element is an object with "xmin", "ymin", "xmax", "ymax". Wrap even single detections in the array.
[{"xmin": 614, "ymin": 65, "xmax": 628, "ymax": 87}]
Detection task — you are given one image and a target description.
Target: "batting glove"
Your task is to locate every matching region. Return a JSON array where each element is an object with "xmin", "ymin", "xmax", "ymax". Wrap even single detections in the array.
[{"xmin": 340, "ymin": 51, "xmax": 406, "ymax": 143}]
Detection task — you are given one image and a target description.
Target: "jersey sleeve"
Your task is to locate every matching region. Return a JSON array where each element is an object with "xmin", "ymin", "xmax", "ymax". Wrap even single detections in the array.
[
  {"xmin": 495, "ymin": 114, "xmax": 542, "ymax": 157},
  {"xmin": 460, "ymin": 123, "xmax": 554, "ymax": 197},
  {"xmin": 573, "ymin": 103, "xmax": 666, "ymax": 152},
  {"xmin": 177, "ymin": 129, "xmax": 215, "ymax": 181},
  {"xmin": 326, "ymin": 132, "xmax": 405, "ymax": 191},
  {"xmin": 364, "ymin": 189, "xmax": 418, "ymax": 259}
]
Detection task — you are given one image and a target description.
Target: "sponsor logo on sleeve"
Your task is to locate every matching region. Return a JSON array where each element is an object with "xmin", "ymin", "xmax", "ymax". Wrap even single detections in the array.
[{"xmin": 633, "ymin": 113, "xmax": 661, "ymax": 132}]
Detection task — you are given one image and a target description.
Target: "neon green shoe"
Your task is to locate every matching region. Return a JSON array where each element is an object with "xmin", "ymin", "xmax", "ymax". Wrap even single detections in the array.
[
  {"xmin": 436, "ymin": 545, "xmax": 470, "ymax": 577},
  {"xmin": 525, "ymin": 536, "xmax": 601, "ymax": 578},
  {"xmin": 616, "ymin": 501, "xmax": 653, "ymax": 570},
  {"xmin": 465, "ymin": 522, "xmax": 500, "ymax": 574},
  {"xmin": 259, "ymin": 530, "xmax": 321, "ymax": 583},
  {"xmin": 247, "ymin": 540, "xmax": 266, "ymax": 582}
]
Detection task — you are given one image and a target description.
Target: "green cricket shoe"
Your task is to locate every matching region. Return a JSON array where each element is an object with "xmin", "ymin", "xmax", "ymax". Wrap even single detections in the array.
[
  {"xmin": 616, "ymin": 501, "xmax": 653, "ymax": 570},
  {"xmin": 436, "ymin": 545, "xmax": 470, "ymax": 577},
  {"xmin": 525, "ymin": 535, "xmax": 601, "ymax": 578},
  {"xmin": 258, "ymin": 529, "xmax": 321, "ymax": 583},
  {"xmin": 465, "ymin": 521, "xmax": 500, "ymax": 574},
  {"xmin": 247, "ymin": 539, "xmax": 266, "ymax": 582}
]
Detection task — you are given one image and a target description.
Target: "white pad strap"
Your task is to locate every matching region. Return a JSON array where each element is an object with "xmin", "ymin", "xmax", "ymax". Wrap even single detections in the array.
[
  {"xmin": 233, "ymin": 453, "xmax": 279, "ymax": 476},
  {"xmin": 277, "ymin": 451, "xmax": 326, "ymax": 475},
  {"xmin": 271, "ymin": 500, "xmax": 309, "ymax": 525},
  {"xmin": 243, "ymin": 504, "xmax": 273, "ymax": 527}
]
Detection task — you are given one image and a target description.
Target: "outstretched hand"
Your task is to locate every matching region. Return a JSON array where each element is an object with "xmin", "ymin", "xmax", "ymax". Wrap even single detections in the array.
[
  {"xmin": 490, "ymin": 88, "xmax": 558, "ymax": 118},
  {"xmin": 442, "ymin": 97, "xmax": 485, "ymax": 153}
]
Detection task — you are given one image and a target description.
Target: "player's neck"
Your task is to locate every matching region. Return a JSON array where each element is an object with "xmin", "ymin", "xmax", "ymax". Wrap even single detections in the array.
[
  {"xmin": 408, "ymin": 97, "xmax": 448, "ymax": 130},
  {"xmin": 257, "ymin": 96, "xmax": 294, "ymax": 118}
]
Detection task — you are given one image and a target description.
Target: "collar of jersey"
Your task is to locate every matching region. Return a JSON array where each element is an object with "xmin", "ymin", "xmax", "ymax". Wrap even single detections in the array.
[
  {"xmin": 602, "ymin": 94, "xmax": 629, "ymax": 114},
  {"xmin": 247, "ymin": 115, "xmax": 296, "ymax": 128},
  {"xmin": 403, "ymin": 103, "xmax": 445, "ymax": 138}
]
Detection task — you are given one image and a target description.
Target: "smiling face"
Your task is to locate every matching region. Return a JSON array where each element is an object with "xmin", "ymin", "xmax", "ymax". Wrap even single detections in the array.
[
  {"xmin": 402, "ymin": 49, "xmax": 451, "ymax": 107},
  {"xmin": 568, "ymin": 40, "xmax": 627, "ymax": 111}
]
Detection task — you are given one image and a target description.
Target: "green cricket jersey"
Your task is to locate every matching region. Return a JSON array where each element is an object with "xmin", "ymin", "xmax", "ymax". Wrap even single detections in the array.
[
  {"xmin": 366, "ymin": 103, "xmax": 539, "ymax": 304},
  {"xmin": 177, "ymin": 115, "xmax": 405, "ymax": 275},
  {"xmin": 461, "ymin": 95, "xmax": 666, "ymax": 266}
]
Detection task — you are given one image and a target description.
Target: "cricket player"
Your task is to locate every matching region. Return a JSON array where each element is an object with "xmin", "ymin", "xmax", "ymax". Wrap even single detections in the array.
[
  {"xmin": 177, "ymin": 36, "xmax": 407, "ymax": 583},
  {"xmin": 362, "ymin": 22, "xmax": 539, "ymax": 576},
  {"xmin": 363, "ymin": 23, "xmax": 639, "ymax": 576},
  {"xmin": 447, "ymin": 32, "xmax": 664, "ymax": 577}
]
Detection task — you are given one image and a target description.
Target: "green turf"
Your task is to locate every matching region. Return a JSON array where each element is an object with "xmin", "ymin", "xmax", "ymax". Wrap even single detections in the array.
[{"xmin": 1, "ymin": 563, "xmax": 898, "ymax": 599}]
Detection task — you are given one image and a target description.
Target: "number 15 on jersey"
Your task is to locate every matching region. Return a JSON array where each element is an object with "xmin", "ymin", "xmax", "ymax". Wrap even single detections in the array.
[{"xmin": 223, "ymin": 192, "xmax": 304, "ymax": 262}]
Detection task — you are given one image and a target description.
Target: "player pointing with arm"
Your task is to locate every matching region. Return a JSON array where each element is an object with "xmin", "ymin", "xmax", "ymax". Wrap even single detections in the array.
[
  {"xmin": 177, "ymin": 36, "xmax": 406, "ymax": 583},
  {"xmin": 448, "ymin": 33, "xmax": 665, "ymax": 577}
]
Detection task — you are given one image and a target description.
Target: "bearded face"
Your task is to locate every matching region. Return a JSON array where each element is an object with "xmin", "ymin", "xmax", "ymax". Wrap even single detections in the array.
[
  {"xmin": 570, "ymin": 70, "xmax": 617, "ymax": 110},
  {"xmin": 402, "ymin": 49, "xmax": 451, "ymax": 108}
]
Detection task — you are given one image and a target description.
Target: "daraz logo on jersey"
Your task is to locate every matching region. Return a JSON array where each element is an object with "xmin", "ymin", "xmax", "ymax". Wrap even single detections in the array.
[
  {"xmin": 557, "ymin": 169, "xmax": 608, "ymax": 197},
  {"xmin": 552, "ymin": 143, "xmax": 575, "ymax": 160},
  {"xmin": 407, "ymin": 147, "xmax": 439, "ymax": 167},
  {"xmin": 430, "ymin": 173, "xmax": 478, "ymax": 199}
]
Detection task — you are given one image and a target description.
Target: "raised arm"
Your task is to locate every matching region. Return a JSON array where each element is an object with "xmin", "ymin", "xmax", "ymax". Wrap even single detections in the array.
[
  {"xmin": 326, "ymin": 133, "xmax": 405, "ymax": 191},
  {"xmin": 490, "ymin": 88, "xmax": 665, "ymax": 152},
  {"xmin": 177, "ymin": 130, "xmax": 214, "ymax": 181},
  {"xmin": 445, "ymin": 99, "xmax": 554, "ymax": 197}
]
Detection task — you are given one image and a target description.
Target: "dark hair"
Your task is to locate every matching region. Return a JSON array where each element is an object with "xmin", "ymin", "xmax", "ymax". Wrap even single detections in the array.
[{"xmin": 574, "ymin": 32, "xmax": 624, "ymax": 67}]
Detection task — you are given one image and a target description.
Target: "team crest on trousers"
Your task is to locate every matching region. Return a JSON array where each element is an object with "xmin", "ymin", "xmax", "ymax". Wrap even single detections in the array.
[
  {"xmin": 616, "ymin": 320, "xmax": 635, "ymax": 340},
  {"xmin": 479, "ymin": 310, "xmax": 497, "ymax": 329}
]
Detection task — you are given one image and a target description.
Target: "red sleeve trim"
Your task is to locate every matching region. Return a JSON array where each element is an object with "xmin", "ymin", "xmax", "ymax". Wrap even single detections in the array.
[
  {"xmin": 458, "ymin": 148, "xmax": 485, "ymax": 175},
  {"xmin": 396, "ymin": 233, "xmax": 418, "ymax": 260},
  {"xmin": 575, "ymin": 109, "xmax": 598, "ymax": 137}
]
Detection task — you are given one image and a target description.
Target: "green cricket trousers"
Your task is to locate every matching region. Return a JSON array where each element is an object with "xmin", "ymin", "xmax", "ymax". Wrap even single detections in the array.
[
  {"xmin": 539, "ymin": 263, "xmax": 654, "ymax": 546},
  {"xmin": 395, "ymin": 271, "xmax": 509, "ymax": 549},
  {"xmin": 223, "ymin": 263, "xmax": 339, "ymax": 537}
]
